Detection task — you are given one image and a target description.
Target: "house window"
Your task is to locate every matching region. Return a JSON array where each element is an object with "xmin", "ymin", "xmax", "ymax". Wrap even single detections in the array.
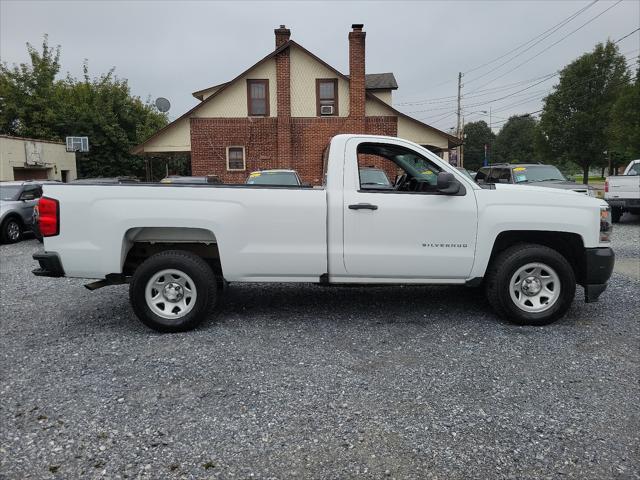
[
  {"xmin": 227, "ymin": 146, "xmax": 246, "ymax": 171},
  {"xmin": 316, "ymin": 79, "xmax": 338, "ymax": 116},
  {"xmin": 247, "ymin": 79, "xmax": 269, "ymax": 116}
]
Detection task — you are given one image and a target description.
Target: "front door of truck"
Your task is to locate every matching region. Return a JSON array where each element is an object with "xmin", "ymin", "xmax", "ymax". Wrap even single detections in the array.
[{"xmin": 342, "ymin": 139, "xmax": 478, "ymax": 280}]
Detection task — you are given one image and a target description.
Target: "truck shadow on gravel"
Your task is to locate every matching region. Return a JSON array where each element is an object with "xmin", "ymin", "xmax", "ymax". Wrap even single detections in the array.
[
  {"xmin": 56, "ymin": 283, "xmax": 493, "ymax": 332},
  {"xmin": 63, "ymin": 282, "xmax": 570, "ymax": 334}
]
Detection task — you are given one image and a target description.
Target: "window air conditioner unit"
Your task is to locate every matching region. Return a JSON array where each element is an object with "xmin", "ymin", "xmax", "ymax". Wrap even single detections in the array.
[{"xmin": 320, "ymin": 105, "xmax": 334, "ymax": 115}]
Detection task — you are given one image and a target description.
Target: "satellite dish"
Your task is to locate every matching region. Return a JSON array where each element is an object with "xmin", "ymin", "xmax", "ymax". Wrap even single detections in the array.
[{"xmin": 155, "ymin": 97, "xmax": 171, "ymax": 113}]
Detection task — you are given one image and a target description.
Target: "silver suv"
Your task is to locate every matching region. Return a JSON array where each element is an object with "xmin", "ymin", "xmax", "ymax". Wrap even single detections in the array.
[{"xmin": 0, "ymin": 181, "xmax": 52, "ymax": 243}]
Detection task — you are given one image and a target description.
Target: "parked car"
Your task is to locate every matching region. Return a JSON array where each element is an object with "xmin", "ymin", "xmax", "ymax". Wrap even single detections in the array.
[
  {"xmin": 160, "ymin": 175, "xmax": 222, "ymax": 185},
  {"xmin": 359, "ymin": 167, "xmax": 393, "ymax": 189},
  {"xmin": 0, "ymin": 181, "xmax": 57, "ymax": 243},
  {"xmin": 71, "ymin": 177, "xmax": 140, "ymax": 184},
  {"xmin": 33, "ymin": 134, "xmax": 613, "ymax": 333},
  {"xmin": 475, "ymin": 164, "xmax": 596, "ymax": 196},
  {"xmin": 605, "ymin": 159, "xmax": 640, "ymax": 222},
  {"xmin": 245, "ymin": 169, "xmax": 303, "ymax": 186}
]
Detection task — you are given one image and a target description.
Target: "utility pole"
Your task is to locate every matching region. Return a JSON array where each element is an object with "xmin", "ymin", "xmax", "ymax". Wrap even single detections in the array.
[{"xmin": 456, "ymin": 72, "xmax": 462, "ymax": 167}]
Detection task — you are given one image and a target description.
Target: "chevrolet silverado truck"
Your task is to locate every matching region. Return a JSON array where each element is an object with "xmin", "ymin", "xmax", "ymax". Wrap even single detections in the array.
[
  {"xmin": 605, "ymin": 159, "xmax": 640, "ymax": 222},
  {"xmin": 32, "ymin": 134, "xmax": 614, "ymax": 332}
]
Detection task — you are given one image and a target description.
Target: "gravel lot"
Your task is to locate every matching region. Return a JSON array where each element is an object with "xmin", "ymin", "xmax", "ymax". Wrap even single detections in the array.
[{"xmin": 1, "ymin": 218, "xmax": 639, "ymax": 479}]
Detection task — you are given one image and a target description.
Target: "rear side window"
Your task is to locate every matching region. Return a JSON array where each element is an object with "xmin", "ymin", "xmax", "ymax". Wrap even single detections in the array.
[
  {"xmin": 475, "ymin": 168, "xmax": 490, "ymax": 182},
  {"xmin": 489, "ymin": 168, "xmax": 511, "ymax": 183}
]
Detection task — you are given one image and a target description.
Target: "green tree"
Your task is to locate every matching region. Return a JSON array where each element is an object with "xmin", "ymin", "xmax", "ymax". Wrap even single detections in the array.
[
  {"xmin": 493, "ymin": 114, "xmax": 538, "ymax": 164},
  {"xmin": 539, "ymin": 40, "xmax": 630, "ymax": 184},
  {"xmin": 0, "ymin": 36, "xmax": 168, "ymax": 179},
  {"xmin": 608, "ymin": 63, "xmax": 640, "ymax": 168},
  {"xmin": 462, "ymin": 120, "xmax": 495, "ymax": 171},
  {"xmin": 0, "ymin": 35, "xmax": 61, "ymax": 138}
]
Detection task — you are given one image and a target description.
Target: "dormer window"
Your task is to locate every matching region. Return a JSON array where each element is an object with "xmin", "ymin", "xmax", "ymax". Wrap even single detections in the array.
[
  {"xmin": 247, "ymin": 79, "xmax": 269, "ymax": 116},
  {"xmin": 316, "ymin": 79, "xmax": 338, "ymax": 116}
]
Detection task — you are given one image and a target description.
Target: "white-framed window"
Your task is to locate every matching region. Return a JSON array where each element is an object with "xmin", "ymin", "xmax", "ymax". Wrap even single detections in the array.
[{"xmin": 226, "ymin": 146, "xmax": 246, "ymax": 171}]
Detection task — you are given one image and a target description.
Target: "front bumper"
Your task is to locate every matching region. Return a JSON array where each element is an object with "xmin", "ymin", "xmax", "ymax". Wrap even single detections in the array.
[
  {"xmin": 33, "ymin": 252, "xmax": 65, "ymax": 278},
  {"xmin": 581, "ymin": 247, "xmax": 614, "ymax": 303}
]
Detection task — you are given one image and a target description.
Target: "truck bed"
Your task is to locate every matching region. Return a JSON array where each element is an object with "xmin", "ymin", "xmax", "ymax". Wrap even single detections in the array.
[{"xmin": 42, "ymin": 183, "xmax": 328, "ymax": 280}]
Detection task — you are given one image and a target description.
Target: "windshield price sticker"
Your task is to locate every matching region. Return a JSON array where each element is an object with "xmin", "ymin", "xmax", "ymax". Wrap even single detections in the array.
[
  {"xmin": 515, "ymin": 174, "xmax": 527, "ymax": 182},
  {"xmin": 513, "ymin": 167, "xmax": 527, "ymax": 172}
]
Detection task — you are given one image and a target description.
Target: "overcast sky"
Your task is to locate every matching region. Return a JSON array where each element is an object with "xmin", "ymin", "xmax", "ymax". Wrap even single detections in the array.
[{"xmin": 1, "ymin": 0, "xmax": 638, "ymax": 134}]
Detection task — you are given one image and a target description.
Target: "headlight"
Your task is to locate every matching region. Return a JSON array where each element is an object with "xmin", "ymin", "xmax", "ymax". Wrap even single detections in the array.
[{"xmin": 600, "ymin": 206, "xmax": 612, "ymax": 242}]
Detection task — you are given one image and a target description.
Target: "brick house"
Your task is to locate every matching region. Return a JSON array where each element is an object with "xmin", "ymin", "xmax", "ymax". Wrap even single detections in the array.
[{"xmin": 132, "ymin": 24, "xmax": 461, "ymax": 184}]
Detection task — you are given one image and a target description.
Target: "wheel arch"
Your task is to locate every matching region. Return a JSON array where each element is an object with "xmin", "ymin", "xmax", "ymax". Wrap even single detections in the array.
[
  {"xmin": 1, "ymin": 212, "xmax": 24, "ymax": 227},
  {"xmin": 121, "ymin": 227, "xmax": 224, "ymax": 287},
  {"xmin": 486, "ymin": 230, "xmax": 586, "ymax": 284}
]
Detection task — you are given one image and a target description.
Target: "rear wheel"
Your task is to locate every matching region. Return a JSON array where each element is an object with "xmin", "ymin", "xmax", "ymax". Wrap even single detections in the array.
[
  {"xmin": 485, "ymin": 244, "xmax": 575, "ymax": 326},
  {"xmin": 1, "ymin": 218, "xmax": 22, "ymax": 243},
  {"xmin": 129, "ymin": 250, "xmax": 217, "ymax": 332},
  {"xmin": 611, "ymin": 207, "xmax": 623, "ymax": 223}
]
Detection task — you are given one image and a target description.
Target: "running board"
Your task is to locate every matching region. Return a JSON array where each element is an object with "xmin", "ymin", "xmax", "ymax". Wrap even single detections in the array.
[{"xmin": 85, "ymin": 274, "xmax": 129, "ymax": 291}]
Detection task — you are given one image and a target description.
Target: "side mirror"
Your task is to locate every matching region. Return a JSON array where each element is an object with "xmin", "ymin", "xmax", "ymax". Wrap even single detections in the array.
[
  {"xmin": 437, "ymin": 172, "xmax": 461, "ymax": 194},
  {"xmin": 20, "ymin": 192, "xmax": 36, "ymax": 201}
]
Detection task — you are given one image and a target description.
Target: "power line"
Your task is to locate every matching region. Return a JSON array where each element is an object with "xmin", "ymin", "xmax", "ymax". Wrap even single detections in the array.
[
  {"xmin": 615, "ymin": 27, "xmax": 640, "ymax": 44},
  {"xmin": 463, "ymin": 0, "xmax": 598, "ymax": 76},
  {"xmin": 466, "ymin": 0, "xmax": 623, "ymax": 94},
  {"xmin": 413, "ymin": 50, "xmax": 638, "ymax": 130},
  {"xmin": 463, "ymin": 0, "xmax": 599, "ymax": 86},
  {"xmin": 396, "ymin": 73, "xmax": 558, "ymax": 106},
  {"xmin": 399, "ymin": 1, "xmax": 600, "ymax": 103}
]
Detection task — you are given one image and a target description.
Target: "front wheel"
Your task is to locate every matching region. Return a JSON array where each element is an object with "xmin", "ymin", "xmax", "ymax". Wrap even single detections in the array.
[
  {"xmin": 129, "ymin": 250, "xmax": 217, "ymax": 332},
  {"xmin": 485, "ymin": 244, "xmax": 576, "ymax": 326}
]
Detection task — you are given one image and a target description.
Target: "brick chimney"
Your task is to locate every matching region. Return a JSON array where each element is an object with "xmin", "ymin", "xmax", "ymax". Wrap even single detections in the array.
[
  {"xmin": 275, "ymin": 25, "xmax": 291, "ymax": 166},
  {"xmin": 349, "ymin": 24, "xmax": 366, "ymax": 121},
  {"xmin": 275, "ymin": 25, "xmax": 291, "ymax": 48}
]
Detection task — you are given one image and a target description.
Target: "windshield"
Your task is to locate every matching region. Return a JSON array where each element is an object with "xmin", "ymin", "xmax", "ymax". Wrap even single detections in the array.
[
  {"xmin": 0, "ymin": 185, "xmax": 21, "ymax": 201},
  {"xmin": 360, "ymin": 168, "xmax": 390, "ymax": 186},
  {"xmin": 512, "ymin": 165, "xmax": 566, "ymax": 183},
  {"xmin": 246, "ymin": 171, "xmax": 300, "ymax": 186}
]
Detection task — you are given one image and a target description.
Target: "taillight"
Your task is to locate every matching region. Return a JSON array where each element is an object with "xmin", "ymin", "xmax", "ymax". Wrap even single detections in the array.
[
  {"xmin": 604, "ymin": 179, "xmax": 609, "ymax": 193},
  {"xmin": 600, "ymin": 207, "xmax": 612, "ymax": 242},
  {"xmin": 38, "ymin": 197, "xmax": 59, "ymax": 237}
]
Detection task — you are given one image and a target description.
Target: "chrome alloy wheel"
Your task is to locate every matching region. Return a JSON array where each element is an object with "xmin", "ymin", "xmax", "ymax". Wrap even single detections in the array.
[
  {"xmin": 145, "ymin": 269, "xmax": 197, "ymax": 320},
  {"xmin": 7, "ymin": 221, "xmax": 20, "ymax": 241},
  {"xmin": 509, "ymin": 262, "xmax": 560, "ymax": 313}
]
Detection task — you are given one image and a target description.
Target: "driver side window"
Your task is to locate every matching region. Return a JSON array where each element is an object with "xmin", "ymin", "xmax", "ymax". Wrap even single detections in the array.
[{"xmin": 357, "ymin": 143, "xmax": 442, "ymax": 193}]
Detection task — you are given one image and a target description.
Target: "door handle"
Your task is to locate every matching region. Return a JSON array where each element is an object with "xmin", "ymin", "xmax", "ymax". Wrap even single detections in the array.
[{"xmin": 348, "ymin": 203, "xmax": 378, "ymax": 210}]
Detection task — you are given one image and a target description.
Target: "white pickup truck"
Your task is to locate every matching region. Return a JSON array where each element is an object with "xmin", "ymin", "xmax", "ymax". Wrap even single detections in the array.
[
  {"xmin": 605, "ymin": 159, "xmax": 640, "ymax": 222},
  {"xmin": 33, "ymin": 134, "xmax": 614, "ymax": 332}
]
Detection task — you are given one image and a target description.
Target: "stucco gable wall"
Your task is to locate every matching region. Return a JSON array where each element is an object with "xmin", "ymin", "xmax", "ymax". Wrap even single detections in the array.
[
  {"xmin": 201, "ymin": 85, "xmax": 224, "ymax": 101},
  {"xmin": 369, "ymin": 90, "xmax": 392, "ymax": 104},
  {"xmin": 193, "ymin": 59, "xmax": 278, "ymax": 118},
  {"xmin": 139, "ymin": 117, "xmax": 191, "ymax": 152},
  {"xmin": 290, "ymin": 46, "xmax": 350, "ymax": 117}
]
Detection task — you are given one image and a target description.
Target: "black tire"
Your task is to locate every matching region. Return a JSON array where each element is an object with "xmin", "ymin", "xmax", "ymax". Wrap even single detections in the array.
[
  {"xmin": 611, "ymin": 207, "xmax": 623, "ymax": 223},
  {"xmin": 485, "ymin": 243, "xmax": 576, "ymax": 326},
  {"xmin": 129, "ymin": 250, "xmax": 217, "ymax": 333},
  {"xmin": 1, "ymin": 217, "xmax": 22, "ymax": 244}
]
